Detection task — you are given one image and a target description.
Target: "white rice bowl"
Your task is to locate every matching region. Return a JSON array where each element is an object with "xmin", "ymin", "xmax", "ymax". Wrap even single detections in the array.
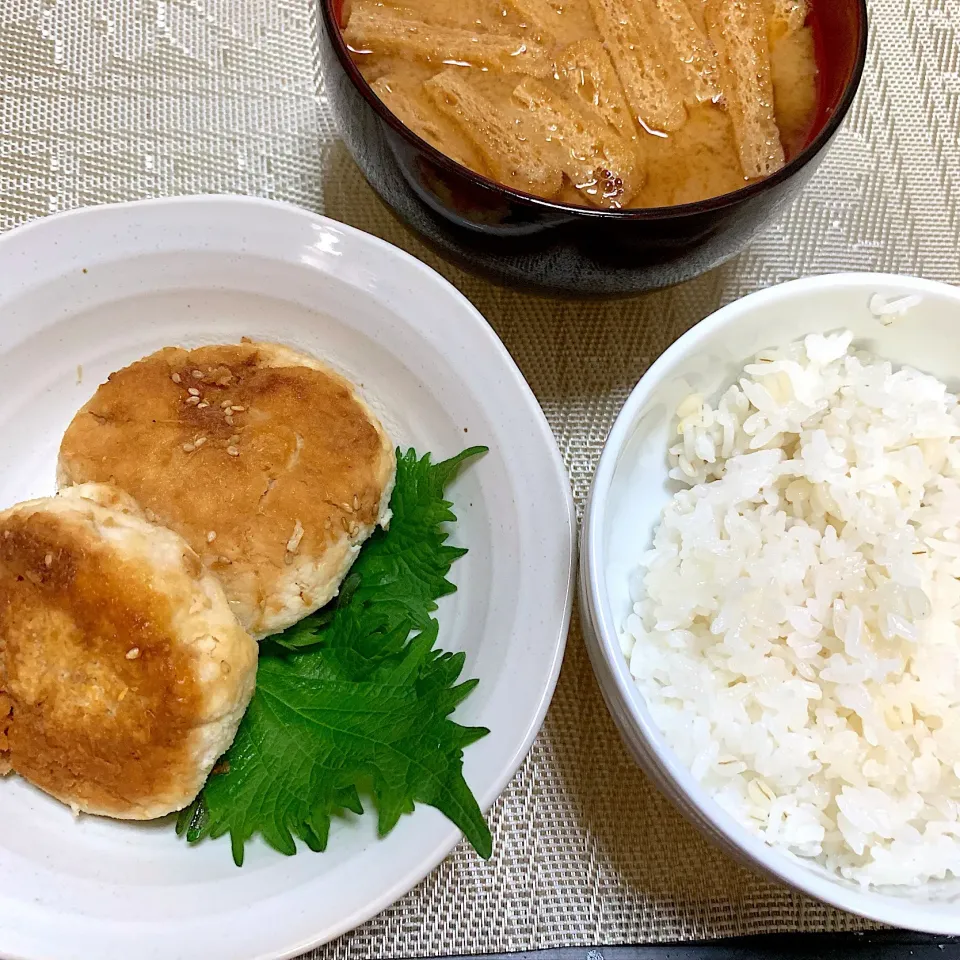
[{"xmin": 621, "ymin": 328, "xmax": 960, "ymax": 888}]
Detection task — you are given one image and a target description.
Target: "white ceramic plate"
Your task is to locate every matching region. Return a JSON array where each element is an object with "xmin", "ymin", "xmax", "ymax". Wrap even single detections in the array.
[{"xmin": 0, "ymin": 196, "xmax": 576, "ymax": 960}]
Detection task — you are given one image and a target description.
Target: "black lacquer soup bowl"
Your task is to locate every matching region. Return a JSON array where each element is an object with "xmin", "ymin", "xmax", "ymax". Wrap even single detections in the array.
[{"xmin": 318, "ymin": 0, "xmax": 868, "ymax": 297}]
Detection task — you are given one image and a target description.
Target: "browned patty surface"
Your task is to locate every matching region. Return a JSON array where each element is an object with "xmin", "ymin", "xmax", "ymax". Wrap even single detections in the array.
[
  {"xmin": 0, "ymin": 503, "xmax": 206, "ymax": 816},
  {"xmin": 58, "ymin": 342, "xmax": 395, "ymax": 637}
]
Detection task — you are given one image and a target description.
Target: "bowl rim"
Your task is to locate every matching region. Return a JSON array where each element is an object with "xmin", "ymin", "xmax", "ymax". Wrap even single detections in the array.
[
  {"xmin": 582, "ymin": 272, "xmax": 960, "ymax": 934},
  {"xmin": 318, "ymin": 0, "xmax": 869, "ymax": 221}
]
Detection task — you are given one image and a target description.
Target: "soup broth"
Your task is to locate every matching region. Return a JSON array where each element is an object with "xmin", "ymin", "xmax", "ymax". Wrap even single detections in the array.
[{"xmin": 344, "ymin": 0, "xmax": 820, "ymax": 208}]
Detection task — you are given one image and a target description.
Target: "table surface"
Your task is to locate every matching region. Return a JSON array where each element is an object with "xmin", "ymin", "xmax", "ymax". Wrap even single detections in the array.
[{"xmin": 1, "ymin": 0, "xmax": 959, "ymax": 956}]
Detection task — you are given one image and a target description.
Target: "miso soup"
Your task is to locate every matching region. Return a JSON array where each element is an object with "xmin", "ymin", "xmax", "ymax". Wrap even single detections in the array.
[{"xmin": 344, "ymin": 0, "xmax": 820, "ymax": 209}]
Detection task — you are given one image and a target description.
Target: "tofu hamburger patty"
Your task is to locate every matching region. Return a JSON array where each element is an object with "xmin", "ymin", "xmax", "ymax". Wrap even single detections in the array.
[
  {"xmin": 0, "ymin": 484, "xmax": 257, "ymax": 819},
  {"xmin": 58, "ymin": 341, "xmax": 397, "ymax": 638}
]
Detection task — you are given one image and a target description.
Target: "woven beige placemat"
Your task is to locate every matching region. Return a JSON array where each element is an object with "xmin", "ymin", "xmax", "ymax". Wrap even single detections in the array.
[{"xmin": 2, "ymin": 0, "xmax": 959, "ymax": 954}]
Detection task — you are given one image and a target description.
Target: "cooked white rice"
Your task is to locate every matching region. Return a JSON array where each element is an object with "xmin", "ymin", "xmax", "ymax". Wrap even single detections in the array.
[{"xmin": 621, "ymin": 331, "xmax": 960, "ymax": 887}]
